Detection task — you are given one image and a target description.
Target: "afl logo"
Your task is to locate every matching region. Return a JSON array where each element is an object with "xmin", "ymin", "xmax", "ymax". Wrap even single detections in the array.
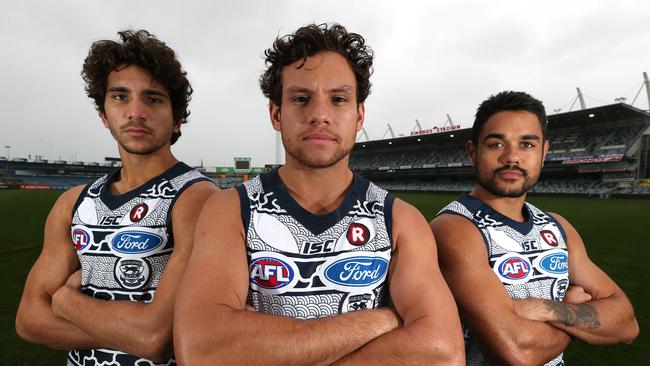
[
  {"xmin": 346, "ymin": 223, "xmax": 370, "ymax": 246},
  {"xmin": 498, "ymin": 256, "xmax": 531, "ymax": 280},
  {"xmin": 539, "ymin": 252, "xmax": 568, "ymax": 274},
  {"xmin": 71, "ymin": 228, "xmax": 91, "ymax": 251},
  {"xmin": 250, "ymin": 257, "xmax": 294, "ymax": 289},
  {"xmin": 111, "ymin": 231, "xmax": 163, "ymax": 254},
  {"xmin": 130, "ymin": 203, "xmax": 148, "ymax": 222},
  {"xmin": 325, "ymin": 256, "xmax": 388, "ymax": 287}
]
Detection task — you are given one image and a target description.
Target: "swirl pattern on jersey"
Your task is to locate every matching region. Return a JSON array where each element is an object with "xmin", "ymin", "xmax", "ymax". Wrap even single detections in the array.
[
  {"xmin": 238, "ymin": 171, "xmax": 394, "ymax": 320},
  {"xmin": 68, "ymin": 162, "xmax": 210, "ymax": 366},
  {"xmin": 439, "ymin": 193, "xmax": 569, "ymax": 366}
]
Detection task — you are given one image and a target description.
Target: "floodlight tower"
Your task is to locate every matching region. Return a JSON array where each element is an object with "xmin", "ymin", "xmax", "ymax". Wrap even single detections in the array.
[
  {"xmin": 411, "ymin": 119, "xmax": 424, "ymax": 134},
  {"xmin": 577, "ymin": 87, "xmax": 586, "ymax": 110},
  {"xmin": 382, "ymin": 124, "xmax": 396, "ymax": 139},
  {"xmin": 356, "ymin": 128, "xmax": 370, "ymax": 142},
  {"xmin": 644, "ymin": 72, "xmax": 650, "ymax": 111}
]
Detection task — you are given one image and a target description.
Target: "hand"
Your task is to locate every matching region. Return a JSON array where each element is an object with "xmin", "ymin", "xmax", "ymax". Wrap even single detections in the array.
[
  {"xmin": 51, "ymin": 270, "xmax": 82, "ymax": 318},
  {"xmin": 563, "ymin": 285, "xmax": 592, "ymax": 304}
]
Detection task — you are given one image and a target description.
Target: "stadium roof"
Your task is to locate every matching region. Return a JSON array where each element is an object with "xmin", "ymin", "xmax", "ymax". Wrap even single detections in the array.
[{"xmin": 353, "ymin": 103, "xmax": 650, "ymax": 151}]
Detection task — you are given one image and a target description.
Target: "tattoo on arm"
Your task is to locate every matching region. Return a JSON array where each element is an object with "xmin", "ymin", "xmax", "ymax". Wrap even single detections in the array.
[{"xmin": 544, "ymin": 301, "xmax": 601, "ymax": 329}]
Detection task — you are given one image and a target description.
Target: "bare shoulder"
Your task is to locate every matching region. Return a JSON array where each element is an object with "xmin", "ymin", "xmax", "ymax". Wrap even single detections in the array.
[
  {"xmin": 430, "ymin": 212, "xmax": 484, "ymax": 251},
  {"xmin": 47, "ymin": 184, "xmax": 87, "ymax": 221}
]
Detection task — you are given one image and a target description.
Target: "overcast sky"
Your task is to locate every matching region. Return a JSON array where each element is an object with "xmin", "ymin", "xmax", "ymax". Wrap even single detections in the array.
[{"xmin": 1, "ymin": 0, "xmax": 649, "ymax": 168}]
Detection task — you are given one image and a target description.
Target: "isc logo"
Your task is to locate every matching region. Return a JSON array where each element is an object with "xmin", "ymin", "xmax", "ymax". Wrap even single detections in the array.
[
  {"xmin": 498, "ymin": 256, "xmax": 531, "ymax": 280},
  {"xmin": 250, "ymin": 257, "xmax": 294, "ymax": 289},
  {"xmin": 302, "ymin": 239, "xmax": 335, "ymax": 254},
  {"xmin": 99, "ymin": 215, "xmax": 123, "ymax": 226}
]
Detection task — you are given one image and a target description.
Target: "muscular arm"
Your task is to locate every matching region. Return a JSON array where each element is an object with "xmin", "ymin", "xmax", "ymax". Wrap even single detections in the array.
[
  {"xmin": 334, "ymin": 200, "xmax": 464, "ymax": 365},
  {"xmin": 431, "ymin": 213, "xmax": 571, "ymax": 366},
  {"xmin": 515, "ymin": 213, "xmax": 639, "ymax": 345},
  {"xmin": 49, "ymin": 181, "xmax": 216, "ymax": 361},
  {"xmin": 173, "ymin": 189, "xmax": 401, "ymax": 366},
  {"xmin": 15, "ymin": 186, "xmax": 102, "ymax": 350}
]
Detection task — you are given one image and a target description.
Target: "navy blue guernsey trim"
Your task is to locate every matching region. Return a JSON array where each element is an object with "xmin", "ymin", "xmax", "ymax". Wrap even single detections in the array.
[
  {"xmin": 263, "ymin": 170, "xmax": 369, "ymax": 236},
  {"xmin": 165, "ymin": 168, "xmax": 214, "ymax": 248},
  {"xmin": 235, "ymin": 184, "xmax": 251, "ymax": 234},
  {"xmin": 384, "ymin": 193, "xmax": 395, "ymax": 246},
  {"xmin": 460, "ymin": 193, "xmax": 534, "ymax": 236},
  {"xmin": 546, "ymin": 213, "xmax": 568, "ymax": 243},
  {"xmin": 100, "ymin": 162, "xmax": 188, "ymax": 210},
  {"xmin": 70, "ymin": 183, "xmax": 92, "ymax": 223}
]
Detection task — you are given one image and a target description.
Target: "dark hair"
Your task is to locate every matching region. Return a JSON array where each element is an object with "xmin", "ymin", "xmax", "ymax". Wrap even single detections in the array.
[
  {"xmin": 81, "ymin": 29, "xmax": 192, "ymax": 145},
  {"xmin": 472, "ymin": 91, "xmax": 547, "ymax": 144},
  {"xmin": 260, "ymin": 23, "xmax": 374, "ymax": 106}
]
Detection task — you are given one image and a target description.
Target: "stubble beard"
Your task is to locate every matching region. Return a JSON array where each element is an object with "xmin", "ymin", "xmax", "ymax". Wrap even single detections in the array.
[
  {"xmin": 283, "ymin": 135, "xmax": 352, "ymax": 169},
  {"xmin": 476, "ymin": 163, "xmax": 540, "ymax": 198}
]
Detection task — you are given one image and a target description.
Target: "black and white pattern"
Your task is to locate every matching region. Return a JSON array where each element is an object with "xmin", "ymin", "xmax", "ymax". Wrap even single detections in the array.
[
  {"xmin": 439, "ymin": 193, "xmax": 569, "ymax": 366},
  {"xmin": 237, "ymin": 171, "xmax": 394, "ymax": 320},
  {"xmin": 67, "ymin": 162, "xmax": 210, "ymax": 366}
]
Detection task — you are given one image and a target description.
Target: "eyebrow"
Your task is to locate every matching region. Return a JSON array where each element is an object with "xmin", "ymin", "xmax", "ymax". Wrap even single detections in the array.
[
  {"xmin": 285, "ymin": 85, "xmax": 355, "ymax": 94},
  {"xmin": 483, "ymin": 133, "xmax": 541, "ymax": 141},
  {"xmin": 107, "ymin": 86, "xmax": 169, "ymax": 98}
]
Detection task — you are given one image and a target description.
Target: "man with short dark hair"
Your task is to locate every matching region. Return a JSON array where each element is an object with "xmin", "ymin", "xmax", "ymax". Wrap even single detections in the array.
[
  {"xmin": 174, "ymin": 23, "xmax": 464, "ymax": 365},
  {"xmin": 431, "ymin": 91, "xmax": 639, "ymax": 365},
  {"xmin": 16, "ymin": 30, "xmax": 216, "ymax": 366}
]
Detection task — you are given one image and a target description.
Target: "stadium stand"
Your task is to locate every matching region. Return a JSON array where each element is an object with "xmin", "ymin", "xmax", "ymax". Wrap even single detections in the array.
[{"xmin": 351, "ymin": 103, "xmax": 650, "ymax": 197}]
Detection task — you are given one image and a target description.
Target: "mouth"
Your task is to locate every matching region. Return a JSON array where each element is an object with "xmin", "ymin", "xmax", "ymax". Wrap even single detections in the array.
[
  {"xmin": 123, "ymin": 126, "xmax": 151, "ymax": 137},
  {"xmin": 303, "ymin": 133, "xmax": 337, "ymax": 145},
  {"xmin": 495, "ymin": 167, "xmax": 527, "ymax": 180}
]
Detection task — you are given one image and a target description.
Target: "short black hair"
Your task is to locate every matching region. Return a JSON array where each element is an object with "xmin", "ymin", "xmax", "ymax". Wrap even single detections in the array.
[
  {"xmin": 82, "ymin": 29, "xmax": 192, "ymax": 145},
  {"xmin": 472, "ymin": 91, "xmax": 547, "ymax": 144},
  {"xmin": 259, "ymin": 23, "xmax": 374, "ymax": 106}
]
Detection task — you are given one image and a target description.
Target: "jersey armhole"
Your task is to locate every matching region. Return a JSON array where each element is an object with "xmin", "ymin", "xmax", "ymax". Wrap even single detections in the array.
[
  {"xmin": 235, "ymin": 184, "xmax": 251, "ymax": 235},
  {"xmin": 384, "ymin": 193, "xmax": 395, "ymax": 248},
  {"xmin": 166, "ymin": 177, "xmax": 214, "ymax": 246},
  {"xmin": 546, "ymin": 214, "xmax": 568, "ymax": 243},
  {"xmin": 70, "ymin": 184, "xmax": 92, "ymax": 223},
  {"xmin": 438, "ymin": 209, "xmax": 492, "ymax": 255}
]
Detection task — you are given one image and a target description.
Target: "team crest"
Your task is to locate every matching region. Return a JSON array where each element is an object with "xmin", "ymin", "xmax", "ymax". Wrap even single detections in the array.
[{"xmin": 115, "ymin": 258, "xmax": 150, "ymax": 289}]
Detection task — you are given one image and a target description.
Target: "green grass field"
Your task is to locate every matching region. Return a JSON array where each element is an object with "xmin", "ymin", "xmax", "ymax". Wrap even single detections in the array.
[{"xmin": 1, "ymin": 190, "xmax": 647, "ymax": 364}]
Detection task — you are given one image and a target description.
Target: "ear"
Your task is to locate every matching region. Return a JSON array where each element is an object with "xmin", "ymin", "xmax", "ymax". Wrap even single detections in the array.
[
  {"xmin": 466, "ymin": 140, "xmax": 476, "ymax": 167},
  {"xmin": 541, "ymin": 139, "xmax": 550, "ymax": 166},
  {"xmin": 173, "ymin": 120, "xmax": 181, "ymax": 133},
  {"xmin": 99, "ymin": 112, "xmax": 109, "ymax": 128},
  {"xmin": 269, "ymin": 102, "xmax": 281, "ymax": 132},
  {"xmin": 356, "ymin": 103, "xmax": 365, "ymax": 131}
]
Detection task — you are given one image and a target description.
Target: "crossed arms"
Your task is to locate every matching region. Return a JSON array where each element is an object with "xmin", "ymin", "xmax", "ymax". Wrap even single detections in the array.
[
  {"xmin": 15, "ymin": 182, "xmax": 216, "ymax": 361},
  {"xmin": 431, "ymin": 213, "xmax": 639, "ymax": 366},
  {"xmin": 173, "ymin": 188, "xmax": 464, "ymax": 365}
]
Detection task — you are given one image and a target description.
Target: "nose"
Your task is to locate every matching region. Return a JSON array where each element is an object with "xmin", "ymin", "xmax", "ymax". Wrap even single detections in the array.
[
  {"xmin": 500, "ymin": 144, "xmax": 520, "ymax": 165},
  {"xmin": 308, "ymin": 94, "xmax": 330, "ymax": 125},
  {"xmin": 126, "ymin": 100, "xmax": 146, "ymax": 121}
]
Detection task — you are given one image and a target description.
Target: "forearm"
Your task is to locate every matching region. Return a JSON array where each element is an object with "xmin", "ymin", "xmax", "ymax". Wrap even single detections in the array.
[
  {"xmin": 333, "ymin": 316, "xmax": 464, "ymax": 365},
  {"xmin": 52, "ymin": 287, "xmax": 172, "ymax": 361},
  {"xmin": 16, "ymin": 297, "xmax": 102, "ymax": 350},
  {"xmin": 174, "ymin": 305, "xmax": 400, "ymax": 366},
  {"xmin": 543, "ymin": 295, "xmax": 639, "ymax": 345}
]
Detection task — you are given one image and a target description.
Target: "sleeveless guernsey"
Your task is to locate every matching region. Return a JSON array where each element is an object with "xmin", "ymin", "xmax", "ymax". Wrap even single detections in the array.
[
  {"xmin": 439, "ymin": 193, "xmax": 569, "ymax": 366},
  {"xmin": 67, "ymin": 162, "xmax": 210, "ymax": 366},
  {"xmin": 236, "ymin": 171, "xmax": 394, "ymax": 318}
]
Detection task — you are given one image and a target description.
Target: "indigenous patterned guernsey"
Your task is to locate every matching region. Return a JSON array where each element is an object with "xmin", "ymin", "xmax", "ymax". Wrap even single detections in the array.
[
  {"xmin": 68, "ymin": 162, "xmax": 210, "ymax": 366},
  {"xmin": 439, "ymin": 193, "xmax": 569, "ymax": 366},
  {"xmin": 236, "ymin": 170, "xmax": 394, "ymax": 318}
]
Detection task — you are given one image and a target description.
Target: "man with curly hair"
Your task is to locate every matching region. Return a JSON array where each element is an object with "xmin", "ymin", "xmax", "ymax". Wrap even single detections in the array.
[
  {"xmin": 16, "ymin": 30, "xmax": 216, "ymax": 366},
  {"xmin": 174, "ymin": 23, "xmax": 464, "ymax": 365}
]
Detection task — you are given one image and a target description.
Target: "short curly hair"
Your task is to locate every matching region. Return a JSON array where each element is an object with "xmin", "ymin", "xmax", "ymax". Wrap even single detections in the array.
[
  {"xmin": 81, "ymin": 29, "xmax": 192, "ymax": 145},
  {"xmin": 260, "ymin": 23, "xmax": 374, "ymax": 106}
]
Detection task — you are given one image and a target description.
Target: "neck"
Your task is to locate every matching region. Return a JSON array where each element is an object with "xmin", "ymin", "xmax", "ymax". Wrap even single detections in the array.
[
  {"xmin": 278, "ymin": 156, "xmax": 354, "ymax": 215},
  {"xmin": 111, "ymin": 147, "xmax": 178, "ymax": 194},
  {"xmin": 470, "ymin": 185, "xmax": 528, "ymax": 223}
]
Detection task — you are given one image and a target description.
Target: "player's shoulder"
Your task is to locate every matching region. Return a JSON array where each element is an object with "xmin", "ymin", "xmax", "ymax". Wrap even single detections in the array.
[
  {"xmin": 430, "ymin": 211, "xmax": 484, "ymax": 252},
  {"xmin": 56, "ymin": 184, "xmax": 87, "ymax": 207}
]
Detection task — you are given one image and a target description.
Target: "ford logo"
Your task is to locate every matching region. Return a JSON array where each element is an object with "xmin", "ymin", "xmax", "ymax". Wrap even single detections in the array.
[
  {"xmin": 324, "ymin": 256, "xmax": 388, "ymax": 287},
  {"xmin": 539, "ymin": 252, "xmax": 568, "ymax": 274},
  {"xmin": 250, "ymin": 257, "xmax": 294, "ymax": 289},
  {"xmin": 111, "ymin": 231, "xmax": 164, "ymax": 254}
]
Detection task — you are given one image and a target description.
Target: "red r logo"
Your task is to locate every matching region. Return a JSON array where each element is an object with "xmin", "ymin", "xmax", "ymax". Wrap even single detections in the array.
[{"xmin": 347, "ymin": 223, "xmax": 370, "ymax": 246}]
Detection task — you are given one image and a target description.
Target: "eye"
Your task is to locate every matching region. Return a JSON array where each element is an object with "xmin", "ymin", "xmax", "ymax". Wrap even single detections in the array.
[
  {"xmin": 521, "ymin": 141, "xmax": 535, "ymax": 149},
  {"xmin": 486, "ymin": 141, "xmax": 503, "ymax": 149},
  {"xmin": 111, "ymin": 93, "xmax": 128, "ymax": 102},
  {"xmin": 147, "ymin": 96, "xmax": 163, "ymax": 104},
  {"xmin": 332, "ymin": 95, "xmax": 348, "ymax": 104},
  {"xmin": 291, "ymin": 95, "xmax": 309, "ymax": 105}
]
